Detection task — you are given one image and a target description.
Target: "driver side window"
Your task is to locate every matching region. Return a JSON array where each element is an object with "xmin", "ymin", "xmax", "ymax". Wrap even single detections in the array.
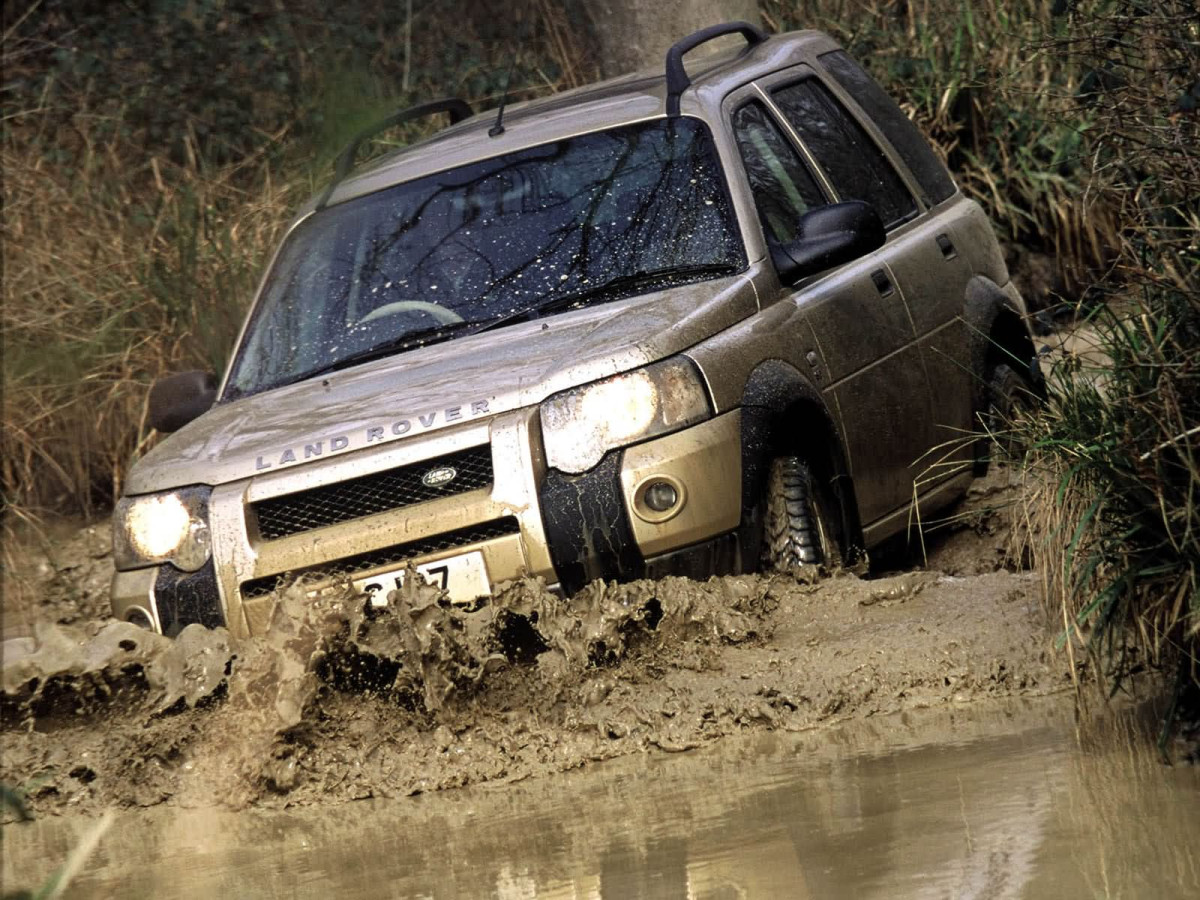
[{"xmin": 732, "ymin": 101, "xmax": 826, "ymax": 247}]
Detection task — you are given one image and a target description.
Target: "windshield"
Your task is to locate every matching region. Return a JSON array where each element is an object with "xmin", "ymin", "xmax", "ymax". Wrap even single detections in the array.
[{"xmin": 225, "ymin": 117, "xmax": 745, "ymax": 398}]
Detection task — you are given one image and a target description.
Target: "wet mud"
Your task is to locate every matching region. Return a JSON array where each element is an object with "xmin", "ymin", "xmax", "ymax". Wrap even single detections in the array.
[{"xmin": 1, "ymin": 491, "xmax": 1073, "ymax": 818}]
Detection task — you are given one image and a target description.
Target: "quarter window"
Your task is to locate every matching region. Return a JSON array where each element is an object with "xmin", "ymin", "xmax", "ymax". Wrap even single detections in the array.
[
  {"xmin": 732, "ymin": 101, "xmax": 826, "ymax": 246},
  {"xmin": 771, "ymin": 80, "xmax": 917, "ymax": 229}
]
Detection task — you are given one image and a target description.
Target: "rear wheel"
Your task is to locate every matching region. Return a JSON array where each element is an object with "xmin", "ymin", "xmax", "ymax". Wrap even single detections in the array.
[
  {"xmin": 760, "ymin": 456, "xmax": 841, "ymax": 572},
  {"xmin": 985, "ymin": 362, "xmax": 1037, "ymax": 459}
]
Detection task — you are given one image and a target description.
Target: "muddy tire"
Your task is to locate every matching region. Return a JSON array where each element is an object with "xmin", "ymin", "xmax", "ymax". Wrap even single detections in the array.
[
  {"xmin": 985, "ymin": 362, "xmax": 1037, "ymax": 458},
  {"xmin": 760, "ymin": 457, "xmax": 841, "ymax": 572}
]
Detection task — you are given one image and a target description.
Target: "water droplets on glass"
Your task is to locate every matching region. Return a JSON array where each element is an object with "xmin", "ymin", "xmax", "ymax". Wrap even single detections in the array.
[{"xmin": 228, "ymin": 119, "xmax": 745, "ymax": 397}]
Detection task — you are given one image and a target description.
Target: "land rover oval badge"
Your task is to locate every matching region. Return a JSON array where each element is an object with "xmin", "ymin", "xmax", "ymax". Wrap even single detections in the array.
[{"xmin": 421, "ymin": 466, "xmax": 457, "ymax": 488}]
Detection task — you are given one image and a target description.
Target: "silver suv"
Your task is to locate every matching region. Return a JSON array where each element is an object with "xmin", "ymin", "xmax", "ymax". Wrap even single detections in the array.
[{"xmin": 111, "ymin": 23, "xmax": 1039, "ymax": 637}]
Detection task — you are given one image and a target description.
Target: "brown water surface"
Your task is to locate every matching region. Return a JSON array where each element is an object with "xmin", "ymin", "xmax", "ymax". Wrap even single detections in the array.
[{"xmin": 4, "ymin": 696, "xmax": 1197, "ymax": 898}]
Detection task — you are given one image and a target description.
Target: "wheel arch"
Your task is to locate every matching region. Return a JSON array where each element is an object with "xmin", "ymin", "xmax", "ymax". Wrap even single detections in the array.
[
  {"xmin": 737, "ymin": 359, "xmax": 864, "ymax": 563},
  {"xmin": 963, "ymin": 276, "xmax": 1041, "ymax": 414}
]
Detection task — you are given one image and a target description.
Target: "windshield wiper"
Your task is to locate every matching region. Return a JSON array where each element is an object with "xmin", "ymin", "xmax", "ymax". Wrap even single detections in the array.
[
  {"xmin": 454, "ymin": 263, "xmax": 740, "ymax": 344},
  {"xmin": 533, "ymin": 263, "xmax": 741, "ymax": 315},
  {"xmin": 271, "ymin": 297, "xmax": 571, "ymax": 389},
  {"xmin": 272, "ymin": 319, "xmax": 491, "ymax": 388}
]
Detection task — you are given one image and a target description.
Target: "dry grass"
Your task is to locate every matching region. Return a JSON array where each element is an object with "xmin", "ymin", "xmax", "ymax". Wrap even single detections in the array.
[{"xmin": 1, "ymin": 109, "xmax": 299, "ymax": 517}]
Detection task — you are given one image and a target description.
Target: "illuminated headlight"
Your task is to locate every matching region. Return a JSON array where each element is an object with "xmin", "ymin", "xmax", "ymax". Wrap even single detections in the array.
[
  {"xmin": 113, "ymin": 486, "xmax": 212, "ymax": 572},
  {"xmin": 540, "ymin": 357, "xmax": 711, "ymax": 474}
]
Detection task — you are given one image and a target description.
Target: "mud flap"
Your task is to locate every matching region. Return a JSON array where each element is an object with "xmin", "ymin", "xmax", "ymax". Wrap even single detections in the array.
[
  {"xmin": 538, "ymin": 452, "xmax": 643, "ymax": 594},
  {"xmin": 154, "ymin": 559, "xmax": 225, "ymax": 636}
]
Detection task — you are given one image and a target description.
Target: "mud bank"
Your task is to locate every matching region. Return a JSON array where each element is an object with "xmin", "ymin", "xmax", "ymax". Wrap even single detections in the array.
[{"xmin": 1, "ymin": 553, "xmax": 1073, "ymax": 818}]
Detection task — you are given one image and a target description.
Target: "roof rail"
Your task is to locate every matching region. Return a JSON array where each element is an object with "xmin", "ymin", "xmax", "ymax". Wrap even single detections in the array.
[
  {"xmin": 665, "ymin": 21, "xmax": 768, "ymax": 118},
  {"xmin": 315, "ymin": 98, "xmax": 473, "ymax": 210}
]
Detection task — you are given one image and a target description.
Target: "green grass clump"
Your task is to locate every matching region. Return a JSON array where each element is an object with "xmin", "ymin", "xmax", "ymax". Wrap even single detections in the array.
[
  {"xmin": 1010, "ymin": 0, "xmax": 1199, "ymax": 724},
  {"xmin": 1026, "ymin": 292, "xmax": 1199, "ymax": 670}
]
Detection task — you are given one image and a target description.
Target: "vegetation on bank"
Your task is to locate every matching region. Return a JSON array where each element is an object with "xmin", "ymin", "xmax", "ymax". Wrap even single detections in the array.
[
  {"xmin": 3, "ymin": 2, "xmax": 1196, "ymax": 710},
  {"xmin": 1011, "ymin": 3, "xmax": 1198, "ymax": 721},
  {"xmin": 1, "ymin": 0, "xmax": 592, "ymax": 518}
]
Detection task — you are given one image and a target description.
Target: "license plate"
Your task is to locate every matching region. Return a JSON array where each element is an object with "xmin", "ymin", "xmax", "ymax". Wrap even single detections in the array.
[{"xmin": 352, "ymin": 551, "xmax": 491, "ymax": 606}]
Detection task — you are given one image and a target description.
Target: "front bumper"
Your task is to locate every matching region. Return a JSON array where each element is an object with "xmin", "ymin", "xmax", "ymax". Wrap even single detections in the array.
[{"xmin": 112, "ymin": 408, "xmax": 743, "ymax": 638}]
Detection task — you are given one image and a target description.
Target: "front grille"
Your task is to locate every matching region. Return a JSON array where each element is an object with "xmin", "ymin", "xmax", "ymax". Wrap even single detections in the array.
[
  {"xmin": 252, "ymin": 445, "xmax": 493, "ymax": 540},
  {"xmin": 240, "ymin": 516, "xmax": 520, "ymax": 600}
]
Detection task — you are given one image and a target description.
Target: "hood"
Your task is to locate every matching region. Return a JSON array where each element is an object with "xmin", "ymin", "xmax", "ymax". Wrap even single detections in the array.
[{"xmin": 125, "ymin": 272, "xmax": 760, "ymax": 494}]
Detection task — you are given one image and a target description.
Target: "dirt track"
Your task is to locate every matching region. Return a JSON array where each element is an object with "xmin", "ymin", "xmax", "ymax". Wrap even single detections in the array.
[{"xmin": 0, "ymin": 467, "xmax": 1077, "ymax": 818}]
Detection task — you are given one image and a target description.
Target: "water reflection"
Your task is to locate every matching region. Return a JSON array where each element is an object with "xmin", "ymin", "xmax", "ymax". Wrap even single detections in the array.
[{"xmin": 4, "ymin": 698, "xmax": 1198, "ymax": 899}]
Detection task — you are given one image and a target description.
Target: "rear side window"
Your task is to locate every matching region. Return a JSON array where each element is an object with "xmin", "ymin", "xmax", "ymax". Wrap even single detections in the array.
[
  {"xmin": 771, "ymin": 79, "xmax": 917, "ymax": 230},
  {"xmin": 732, "ymin": 101, "xmax": 826, "ymax": 245},
  {"xmin": 819, "ymin": 49, "xmax": 957, "ymax": 205}
]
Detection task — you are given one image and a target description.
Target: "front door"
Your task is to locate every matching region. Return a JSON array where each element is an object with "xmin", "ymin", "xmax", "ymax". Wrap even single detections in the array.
[{"xmin": 729, "ymin": 77, "xmax": 935, "ymax": 525}]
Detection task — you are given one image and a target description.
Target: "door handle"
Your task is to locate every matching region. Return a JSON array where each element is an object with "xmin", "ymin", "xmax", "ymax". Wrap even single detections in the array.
[
  {"xmin": 936, "ymin": 233, "xmax": 958, "ymax": 260},
  {"xmin": 871, "ymin": 269, "xmax": 894, "ymax": 297}
]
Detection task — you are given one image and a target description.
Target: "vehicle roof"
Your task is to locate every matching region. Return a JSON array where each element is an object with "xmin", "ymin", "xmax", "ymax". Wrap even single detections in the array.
[{"xmin": 318, "ymin": 28, "xmax": 840, "ymax": 209}]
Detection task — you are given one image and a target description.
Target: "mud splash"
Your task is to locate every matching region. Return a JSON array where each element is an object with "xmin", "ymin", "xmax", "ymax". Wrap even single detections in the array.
[{"xmin": 1, "ymin": 553, "xmax": 1072, "ymax": 817}]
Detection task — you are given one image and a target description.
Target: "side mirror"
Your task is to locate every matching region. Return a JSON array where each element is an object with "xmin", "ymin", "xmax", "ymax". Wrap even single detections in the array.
[
  {"xmin": 148, "ymin": 371, "xmax": 218, "ymax": 433},
  {"xmin": 773, "ymin": 200, "xmax": 886, "ymax": 286}
]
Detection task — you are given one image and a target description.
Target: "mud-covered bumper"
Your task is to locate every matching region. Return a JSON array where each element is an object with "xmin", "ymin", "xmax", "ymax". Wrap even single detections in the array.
[
  {"xmin": 540, "ymin": 411, "xmax": 742, "ymax": 592},
  {"xmin": 111, "ymin": 409, "xmax": 743, "ymax": 638}
]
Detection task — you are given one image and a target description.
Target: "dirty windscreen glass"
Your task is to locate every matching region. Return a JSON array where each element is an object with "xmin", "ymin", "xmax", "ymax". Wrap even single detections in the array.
[{"xmin": 226, "ymin": 118, "xmax": 745, "ymax": 398}]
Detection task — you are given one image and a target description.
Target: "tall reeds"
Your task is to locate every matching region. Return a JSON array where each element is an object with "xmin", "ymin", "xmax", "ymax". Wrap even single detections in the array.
[
  {"xmin": 1011, "ymin": 0, "xmax": 1199, "ymax": 720},
  {"xmin": 1, "ymin": 0, "xmax": 595, "ymax": 529},
  {"xmin": 1, "ymin": 110, "xmax": 294, "ymax": 517}
]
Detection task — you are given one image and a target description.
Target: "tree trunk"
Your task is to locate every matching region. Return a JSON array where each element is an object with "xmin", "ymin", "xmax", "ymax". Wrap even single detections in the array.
[{"xmin": 588, "ymin": 0, "xmax": 761, "ymax": 79}]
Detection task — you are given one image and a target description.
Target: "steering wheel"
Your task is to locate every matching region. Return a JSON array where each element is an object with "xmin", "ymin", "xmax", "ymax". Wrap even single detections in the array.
[{"xmin": 359, "ymin": 300, "xmax": 464, "ymax": 326}]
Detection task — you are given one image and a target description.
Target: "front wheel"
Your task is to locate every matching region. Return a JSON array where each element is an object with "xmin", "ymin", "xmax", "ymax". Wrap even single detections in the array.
[{"xmin": 760, "ymin": 456, "xmax": 841, "ymax": 573}]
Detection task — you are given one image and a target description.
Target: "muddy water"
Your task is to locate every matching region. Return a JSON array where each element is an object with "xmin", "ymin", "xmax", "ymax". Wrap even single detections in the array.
[{"xmin": 5, "ymin": 697, "xmax": 1196, "ymax": 899}]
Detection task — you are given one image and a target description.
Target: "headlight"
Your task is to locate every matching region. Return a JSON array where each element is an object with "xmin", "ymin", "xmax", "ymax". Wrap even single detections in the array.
[
  {"xmin": 540, "ymin": 357, "xmax": 711, "ymax": 473},
  {"xmin": 113, "ymin": 486, "xmax": 212, "ymax": 572}
]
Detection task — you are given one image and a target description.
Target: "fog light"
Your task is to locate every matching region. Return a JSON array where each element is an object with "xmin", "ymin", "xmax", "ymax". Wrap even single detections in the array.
[{"xmin": 643, "ymin": 480, "xmax": 679, "ymax": 512}]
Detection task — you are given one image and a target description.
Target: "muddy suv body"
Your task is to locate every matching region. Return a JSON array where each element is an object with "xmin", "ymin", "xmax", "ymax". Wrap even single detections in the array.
[{"xmin": 111, "ymin": 24, "xmax": 1037, "ymax": 637}]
